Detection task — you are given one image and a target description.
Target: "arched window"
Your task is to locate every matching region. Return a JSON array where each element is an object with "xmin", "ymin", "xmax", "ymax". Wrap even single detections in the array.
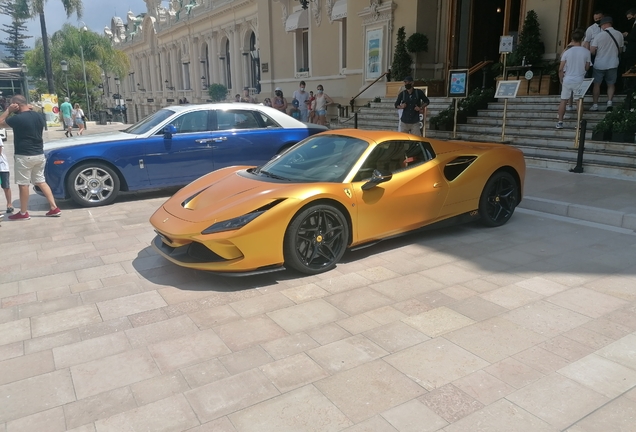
[
  {"xmin": 225, "ymin": 39, "xmax": 232, "ymax": 89},
  {"xmin": 249, "ymin": 32, "xmax": 260, "ymax": 92}
]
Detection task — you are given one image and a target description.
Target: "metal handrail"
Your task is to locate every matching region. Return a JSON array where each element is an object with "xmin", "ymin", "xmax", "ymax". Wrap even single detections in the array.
[{"xmin": 349, "ymin": 71, "xmax": 389, "ymax": 111}]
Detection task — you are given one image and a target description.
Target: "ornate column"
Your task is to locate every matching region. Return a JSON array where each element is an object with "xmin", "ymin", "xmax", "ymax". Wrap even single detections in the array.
[
  {"xmin": 232, "ymin": 25, "xmax": 242, "ymax": 91},
  {"xmin": 209, "ymin": 33, "xmax": 219, "ymax": 85}
]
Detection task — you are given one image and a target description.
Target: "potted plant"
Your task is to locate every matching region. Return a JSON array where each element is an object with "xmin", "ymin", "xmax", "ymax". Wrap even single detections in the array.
[
  {"xmin": 509, "ymin": 10, "xmax": 544, "ymax": 67},
  {"xmin": 207, "ymin": 83, "xmax": 228, "ymax": 102},
  {"xmin": 406, "ymin": 32, "xmax": 428, "ymax": 79},
  {"xmin": 609, "ymin": 109, "xmax": 636, "ymax": 143},
  {"xmin": 387, "ymin": 26, "xmax": 412, "ymax": 98}
]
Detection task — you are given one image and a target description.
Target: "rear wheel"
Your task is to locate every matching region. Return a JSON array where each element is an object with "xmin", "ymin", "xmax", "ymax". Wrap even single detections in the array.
[
  {"xmin": 67, "ymin": 162, "xmax": 121, "ymax": 207},
  {"xmin": 478, "ymin": 171, "xmax": 519, "ymax": 227},
  {"xmin": 284, "ymin": 204, "xmax": 349, "ymax": 274}
]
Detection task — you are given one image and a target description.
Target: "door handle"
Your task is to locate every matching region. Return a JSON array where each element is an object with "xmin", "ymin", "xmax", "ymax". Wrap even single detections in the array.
[
  {"xmin": 433, "ymin": 182, "xmax": 441, "ymax": 188},
  {"xmin": 195, "ymin": 139, "xmax": 213, "ymax": 144},
  {"xmin": 212, "ymin": 137, "xmax": 227, "ymax": 142}
]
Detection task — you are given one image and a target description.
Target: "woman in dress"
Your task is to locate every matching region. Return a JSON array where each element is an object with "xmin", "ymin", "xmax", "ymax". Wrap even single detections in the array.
[
  {"xmin": 313, "ymin": 85, "xmax": 333, "ymax": 126},
  {"xmin": 272, "ymin": 87, "xmax": 288, "ymax": 113},
  {"xmin": 73, "ymin": 103, "xmax": 85, "ymax": 135}
]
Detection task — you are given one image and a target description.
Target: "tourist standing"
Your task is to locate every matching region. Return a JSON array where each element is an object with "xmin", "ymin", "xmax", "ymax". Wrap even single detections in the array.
[
  {"xmin": 590, "ymin": 16, "xmax": 624, "ymax": 111},
  {"xmin": 0, "ymin": 95, "xmax": 61, "ymax": 220},
  {"xmin": 556, "ymin": 29, "xmax": 590, "ymax": 129}
]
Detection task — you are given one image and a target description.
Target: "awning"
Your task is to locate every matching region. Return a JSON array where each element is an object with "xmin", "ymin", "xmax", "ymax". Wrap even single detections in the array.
[
  {"xmin": 331, "ymin": 0, "xmax": 347, "ymax": 21},
  {"xmin": 285, "ymin": 9, "xmax": 309, "ymax": 32}
]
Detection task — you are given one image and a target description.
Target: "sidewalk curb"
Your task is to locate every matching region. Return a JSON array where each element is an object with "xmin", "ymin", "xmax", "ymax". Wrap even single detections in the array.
[{"xmin": 520, "ymin": 196, "xmax": 636, "ymax": 231}]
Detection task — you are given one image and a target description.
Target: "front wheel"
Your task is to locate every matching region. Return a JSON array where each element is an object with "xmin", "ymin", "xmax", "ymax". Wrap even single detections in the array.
[
  {"xmin": 67, "ymin": 162, "xmax": 121, "ymax": 207},
  {"xmin": 284, "ymin": 204, "xmax": 349, "ymax": 274},
  {"xmin": 478, "ymin": 171, "xmax": 519, "ymax": 227}
]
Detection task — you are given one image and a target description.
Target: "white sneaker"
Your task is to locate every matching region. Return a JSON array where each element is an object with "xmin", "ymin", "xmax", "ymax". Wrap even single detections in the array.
[
  {"xmin": 589, "ymin": 104, "xmax": 598, "ymax": 111},
  {"xmin": 556, "ymin": 121, "xmax": 564, "ymax": 129}
]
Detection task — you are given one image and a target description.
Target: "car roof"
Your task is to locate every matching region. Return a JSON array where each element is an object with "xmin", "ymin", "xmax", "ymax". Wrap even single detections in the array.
[
  {"xmin": 161, "ymin": 103, "xmax": 306, "ymax": 128},
  {"xmin": 319, "ymin": 128, "xmax": 427, "ymax": 144}
]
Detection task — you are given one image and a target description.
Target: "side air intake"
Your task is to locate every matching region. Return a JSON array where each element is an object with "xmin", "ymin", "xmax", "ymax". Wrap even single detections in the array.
[{"xmin": 443, "ymin": 156, "xmax": 477, "ymax": 181}]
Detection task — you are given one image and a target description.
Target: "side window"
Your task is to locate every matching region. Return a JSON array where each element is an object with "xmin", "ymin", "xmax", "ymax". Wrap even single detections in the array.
[
  {"xmin": 216, "ymin": 110, "xmax": 261, "ymax": 130},
  {"xmin": 170, "ymin": 111, "xmax": 210, "ymax": 133},
  {"xmin": 255, "ymin": 112, "xmax": 281, "ymax": 128},
  {"xmin": 354, "ymin": 140, "xmax": 433, "ymax": 181}
]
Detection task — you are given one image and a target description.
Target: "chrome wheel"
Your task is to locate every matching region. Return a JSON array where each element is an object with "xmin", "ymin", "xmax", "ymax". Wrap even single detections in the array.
[
  {"xmin": 479, "ymin": 171, "xmax": 518, "ymax": 227},
  {"xmin": 68, "ymin": 163, "xmax": 120, "ymax": 207},
  {"xmin": 285, "ymin": 204, "xmax": 349, "ymax": 274}
]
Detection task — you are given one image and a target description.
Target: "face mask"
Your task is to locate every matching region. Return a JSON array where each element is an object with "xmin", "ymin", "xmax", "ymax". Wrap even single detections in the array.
[
  {"xmin": 318, "ymin": 89, "xmax": 323, "ymax": 93},
  {"xmin": 300, "ymin": 87, "xmax": 305, "ymax": 91},
  {"xmin": 275, "ymin": 92, "xmax": 282, "ymax": 96},
  {"xmin": 595, "ymin": 20, "xmax": 601, "ymax": 25},
  {"xmin": 404, "ymin": 83, "xmax": 413, "ymax": 90}
]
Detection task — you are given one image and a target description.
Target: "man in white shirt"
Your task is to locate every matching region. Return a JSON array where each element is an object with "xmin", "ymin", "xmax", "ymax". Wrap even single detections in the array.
[
  {"xmin": 557, "ymin": 29, "xmax": 591, "ymax": 129},
  {"xmin": 590, "ymin": 16, "xmax": 624, "ymax": 111},
  {"xmin": 583, "ymin": 10, "xmax": 604, "ymax": 50}
]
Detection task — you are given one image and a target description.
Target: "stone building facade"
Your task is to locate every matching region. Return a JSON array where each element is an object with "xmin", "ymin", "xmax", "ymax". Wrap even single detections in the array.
[{"xmin": 104, "ymin": 0, "xmax": 623, "ymax": 123}]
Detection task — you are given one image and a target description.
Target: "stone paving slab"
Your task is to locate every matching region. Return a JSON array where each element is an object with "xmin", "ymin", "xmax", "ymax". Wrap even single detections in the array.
[{"xmin": 0, "ymin": 124, "xmax": 635, "ymax": 430}]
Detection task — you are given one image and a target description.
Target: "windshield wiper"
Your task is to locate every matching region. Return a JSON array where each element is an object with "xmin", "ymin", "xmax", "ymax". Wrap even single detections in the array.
[{"xmin": 259, "ymin": 170, "xmax": 290, "ymax": 181}]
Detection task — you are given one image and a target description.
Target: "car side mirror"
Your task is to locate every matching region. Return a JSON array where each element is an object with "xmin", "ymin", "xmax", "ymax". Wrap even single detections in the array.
[
  {"xmin": 163, "ymin": 124, "xmax": 177, "ymax": 139},
  {"xmin": 361, "ymin": 169, "xmax": 392, "ymax": 190}
]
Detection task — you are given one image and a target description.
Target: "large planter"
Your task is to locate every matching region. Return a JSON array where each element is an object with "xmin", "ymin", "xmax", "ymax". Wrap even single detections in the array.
[
  {"xmin": 386, "ymin": 79, "xmax": 445, "ymax": 98},
  {"xmin": 591, "ymin": 130, "xmax": 611, "ymax": 141},
  {"xmin": 496, "ymin": 76, "xmax": 559, "ymax": 96},
  {"xmin": 610, "ymin": 132, "xmax": 635, "ymax": 143}
]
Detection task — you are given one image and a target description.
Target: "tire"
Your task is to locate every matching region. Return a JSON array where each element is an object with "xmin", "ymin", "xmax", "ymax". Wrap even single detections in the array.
[
  {"xmin": 67, "ymin": 162, "xmax": 121, "ymax": 207},
  {"xmin": 478, "ymin": 171, "xmax": 519, "ymax": 227},
  {"xmin": 284, "ymin": 204, "xmax": 349, "ymax": 274}
]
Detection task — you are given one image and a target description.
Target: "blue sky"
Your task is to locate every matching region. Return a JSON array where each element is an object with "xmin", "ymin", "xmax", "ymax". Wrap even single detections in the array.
[{"xmin": 0, "ymin": 0, "xmax": 149, "ymax": 48}]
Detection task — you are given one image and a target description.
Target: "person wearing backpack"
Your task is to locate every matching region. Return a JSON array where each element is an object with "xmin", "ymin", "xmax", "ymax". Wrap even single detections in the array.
[
  {"xmin": 394, "ymin": 76, "xmax": 429, "ymax": 136},
  {"xmin": 590, "ymin": 16, "xmax": 624, "ymax": 111}
]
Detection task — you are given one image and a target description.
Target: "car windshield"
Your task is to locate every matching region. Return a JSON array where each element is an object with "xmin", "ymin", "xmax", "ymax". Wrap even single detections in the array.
[
  {"xmin": 122, "ymin": 109, "xmax": 175, "ymax": 134},
  {"xmin": 255, "ymin": 135, "xmax": 369, "ymax": 183}
]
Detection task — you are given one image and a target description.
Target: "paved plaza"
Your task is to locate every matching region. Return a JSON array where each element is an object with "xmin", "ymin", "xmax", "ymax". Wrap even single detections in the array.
[{"xmin": 0, "ymin": 124, "xmax": 635, "ymax": 431}]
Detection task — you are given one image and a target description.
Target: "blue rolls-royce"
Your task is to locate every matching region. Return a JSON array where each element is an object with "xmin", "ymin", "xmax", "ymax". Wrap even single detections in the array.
[{"xmin": 41, "ymin": 103, "xmax": 327, "ymax": 207}]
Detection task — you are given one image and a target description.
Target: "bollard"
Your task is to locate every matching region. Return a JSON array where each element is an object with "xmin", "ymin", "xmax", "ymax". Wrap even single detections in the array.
[
  {"xmin": 354, "ymin": 112, "xmax": 358, "ymax": 129},
  {"xmin": 570, "ymin": 119, "xmax": 586, "ymax": 173}
]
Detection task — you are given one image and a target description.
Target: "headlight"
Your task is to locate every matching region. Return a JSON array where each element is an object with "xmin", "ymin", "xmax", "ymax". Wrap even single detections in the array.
[{"xmin": 202, "ymin": 211, "xmax": 265, "ymax": 234}]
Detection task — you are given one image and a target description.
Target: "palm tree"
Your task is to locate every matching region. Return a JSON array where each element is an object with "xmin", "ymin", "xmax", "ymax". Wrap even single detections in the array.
[{"xmin": 18, "ymin": 0, "xmax": 83, "ymax": 94}]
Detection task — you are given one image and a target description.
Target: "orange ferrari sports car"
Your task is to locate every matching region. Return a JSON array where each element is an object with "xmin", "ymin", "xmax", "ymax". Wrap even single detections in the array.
[{"xmin": 150, "ymin": 130, "xmax": 525, "ymax": 275}]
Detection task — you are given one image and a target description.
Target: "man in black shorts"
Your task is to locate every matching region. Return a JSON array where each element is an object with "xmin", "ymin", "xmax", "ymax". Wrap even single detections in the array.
[{"xmin": 0, "ymin": 95, "xmax": 61, "ymax": 220}]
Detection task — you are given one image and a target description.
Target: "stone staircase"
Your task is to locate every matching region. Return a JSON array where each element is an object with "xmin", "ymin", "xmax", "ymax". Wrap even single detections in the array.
[{"xmin": 331, "ymin": 95, "xmax": 636, "ymax": 180}]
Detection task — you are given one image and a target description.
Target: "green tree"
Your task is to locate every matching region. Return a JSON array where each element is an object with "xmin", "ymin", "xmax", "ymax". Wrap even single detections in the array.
[
  {"xmin": 0, "ymin": 0, "xmax": 32, "ymax": 67},
  {"xmin": 17, "ymin": 0, "xmax": 83, "ymax": 94},
  {"xmin": 406, "ymin": 32, "xmax": 428, "ymax": 79},
  {"xmin": 391, "ymin": 26, "xmax": 412, "ymax": 82},
  {"xmin": 510, "ymin": 10, "xmax": 544, "ymax": 67},
  {"xmin": 24, "ymin": 24, "xmax": 128, "ymax": 109},
  {"xmin": 208, "ymin": 83, "xmax": 228, "ymax": 102}
]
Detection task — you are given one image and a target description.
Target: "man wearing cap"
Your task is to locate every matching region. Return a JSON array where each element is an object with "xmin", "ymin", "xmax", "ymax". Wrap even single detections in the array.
[
  {"xmin": 590, "ymin": 16, "xmax": 624, "ymax": 111},
  {"xmin": 394, "ymin": 76, "xmax": 429, "ymax": 136}
]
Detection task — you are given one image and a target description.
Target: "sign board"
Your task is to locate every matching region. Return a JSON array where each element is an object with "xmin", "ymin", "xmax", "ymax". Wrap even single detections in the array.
[
  {"xmin": 147, "ymin": 98, "xmax": 154, "ymax": 103},
  {"xmin": 261, "ymin": 63, "xmax": 269, "ymax": 73},
  {"xmin": 495, "ymin": 80, "xmax": 522, "ymax": 99},
  {"xmin": 166, "ymin": 98, "xmax": 175, "ymax": 103},
  {"xmin": 524, "ymin": 70, "xmax": 534, "ymax": 80},
  {"xmin": 41, "ymin": 94, "xmax": 61, "ymax": 128},
  {"xmin": 499, "ymin": 35, "xmax": 514, "ymax": 54},
  {"xmin": 447, "ymin": 69, "xmax": 469, "ymax": 98},
  {"xmin": 125, "ymin": 98, "xmax": 133, "ymax": 102},
  {"xmin": 572, "ymin": 78, "xmax": 594, "ymax": 100}
]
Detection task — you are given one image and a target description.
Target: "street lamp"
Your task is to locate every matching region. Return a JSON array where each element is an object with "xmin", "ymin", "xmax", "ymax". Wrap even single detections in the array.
[
  {"xmin": 20, "ymin": 63, "xmax": 29, "ymax": 104},
  {"xmin": 60, "ymin": 60, "xmax": 70, "ymax": 98},
  {"xmin": 114, "ymin": 76, "xmax": 121, "ymax": 106},
  {"xmin": 78, "ymin": 22, "xmax": 92, "ymax": 122}
]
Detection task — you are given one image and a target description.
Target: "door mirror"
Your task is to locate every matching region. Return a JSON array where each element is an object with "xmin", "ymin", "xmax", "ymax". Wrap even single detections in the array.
[
  {"xmin": 361, "ymin": 169, "xmax": 392, "ymax": 190},
  {"xmin": 163, "ymin": 124, "xmax": 177, "ymax": 139}
]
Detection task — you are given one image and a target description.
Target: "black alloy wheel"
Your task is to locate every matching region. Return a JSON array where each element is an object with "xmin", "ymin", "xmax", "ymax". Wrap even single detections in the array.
[
  {"xmin": 284, "ymin": 204, "xmax": 349, "ymax": 274},
  {"xmin": 479, "ymin": 171, "xmax": 519, "ymax": 227}
]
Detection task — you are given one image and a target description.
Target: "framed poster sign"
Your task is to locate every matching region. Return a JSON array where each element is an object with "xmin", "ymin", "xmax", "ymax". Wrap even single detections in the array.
[
  {"xmin": 499, "ymin": 35, "xmax": 514, "ymax": 54},
  {"xmin": 495, "ymin": 80, "xmax": 521, "ymax": 98},
  {"xmin": 447, "ymin": 69, "xmax": 469, "ymax": 98},
  {"xmin": 365, "ymin": 28, "xmax": 383, "ymax": 80},
  {"xmin": 573, "ymin": 78, "xmax": 594, "ymax": 100}
]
